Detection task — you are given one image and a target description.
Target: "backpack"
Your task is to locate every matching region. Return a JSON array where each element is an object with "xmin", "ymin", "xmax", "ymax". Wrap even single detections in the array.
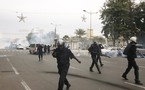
[
  {"xmin": 52, "ymin": 49, "xmax": 57, "ymax": 58},
  {"xmin": 88, "ymin": 44, "xmax": 99, "ymax": 55},
  {"xmin": 123, "ymin": 44, "xmax": 131, "ymax": 55}
]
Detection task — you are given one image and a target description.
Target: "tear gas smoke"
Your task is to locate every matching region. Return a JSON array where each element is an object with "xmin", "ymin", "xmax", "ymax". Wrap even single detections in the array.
[{"xmin": 28, "ymin": 31, "xmax": 59, "ymax": 45}]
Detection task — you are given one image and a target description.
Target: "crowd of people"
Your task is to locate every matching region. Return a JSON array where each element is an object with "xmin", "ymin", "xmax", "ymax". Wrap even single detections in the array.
[
  {"xmin": 36, "ymin": 44, "xmax": 51, "ymax": 61},
  {"xmin": 35, "ymin": 36, "xmax": 143, "ymax": 90}
]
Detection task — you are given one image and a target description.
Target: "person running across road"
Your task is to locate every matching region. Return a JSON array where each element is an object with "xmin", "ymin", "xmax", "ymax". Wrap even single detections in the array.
[
  {"xmin": 122, "ymin": 37, "xmax": 143, "ymax": 85},
  {"xmin": 47, "ymin": 45, "xmax": 50, "ymax": 54},
  {"xmin": 43, "ymin": 45, "xmax": 47, "ymax": 54},
  {"xmin": 52, "ymin": 41, "xmax": 81, "ymax": 90},
  {"xmin": 37, "ymin": 44, "xmax": 43, "ymax": 61},
  {"xmin": 88, "ymin": 42, "xmax": 101, "ymax": 74}
]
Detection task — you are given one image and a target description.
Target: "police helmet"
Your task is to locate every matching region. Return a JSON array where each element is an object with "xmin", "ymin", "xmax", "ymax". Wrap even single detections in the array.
[
  {"xmin": 57, "ymin": 39, "xmax": 64, "ymax": 46},
  {"xmin": 130, "ymin": 36, "xmax": 137, "ymax": 43},
  {"xmin": 57, "ymin": 40, "xmax": 69, "ymax": 48}
]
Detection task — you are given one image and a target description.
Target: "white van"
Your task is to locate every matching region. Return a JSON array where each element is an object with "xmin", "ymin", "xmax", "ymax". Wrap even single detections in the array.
[{"xmin": 29, "ymin": 44, "xmax": 39, "ymax": 54}]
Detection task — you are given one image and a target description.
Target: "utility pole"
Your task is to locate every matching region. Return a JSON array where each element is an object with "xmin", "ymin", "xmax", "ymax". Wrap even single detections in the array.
[
  {"xmin": 83, "ymin": 10, "xmax": 97, "ymax": 39},
  {"xmin": 51, "ymin": 23, "xmax": 61, "ymax": 47}
]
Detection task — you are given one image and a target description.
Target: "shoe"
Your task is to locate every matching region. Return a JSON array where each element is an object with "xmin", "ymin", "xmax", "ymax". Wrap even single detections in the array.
[
  {"xmin": 135, "ymin": 82, "xmax": 143, "ymax": 85},
  {"xmin": 101, "ymin": 64, "xmax": 104, "ymax": 67},
  {"xmin": 122, "ymin": 75, "xmax": 128, "ymax": 80},
  {"xmin": 89, "ymin": 68, "xmax": 93, "ymax": 72},
  {"xmin": 66, "ymin": 84, "xmax": 71, "ymax": 90},
  {"xmin": 99, "ymin": 71, "xmax": 101, "ymax": 74}
]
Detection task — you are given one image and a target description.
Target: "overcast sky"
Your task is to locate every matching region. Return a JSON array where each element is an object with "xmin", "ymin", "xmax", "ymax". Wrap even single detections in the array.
[
  {"xmin": 0, "ymin": 0, "xmax": 107, "ymax": 40},
  {"xmin": 0, "ymin": 0, "xmax": 141, "ymax": 40}
]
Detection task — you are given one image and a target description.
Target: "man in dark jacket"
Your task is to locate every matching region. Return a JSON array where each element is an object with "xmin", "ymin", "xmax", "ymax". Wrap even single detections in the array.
[
  {"xmin": 122, "ymin": 37, "xmax": 143, "ymax": 85},
  {"xmin": 52, "ymin": 41, "xmax": 81, "ymax": 90},
  {"xmin": 88, "ymin": 42, "xmax": 101, "ymax": 74},
  {"xmin": 37, "ymin": 44, "xmax": 43, "ymax": 61}
]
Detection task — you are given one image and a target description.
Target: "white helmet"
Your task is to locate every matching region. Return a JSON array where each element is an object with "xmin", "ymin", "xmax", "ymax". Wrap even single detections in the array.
[
  {"xmin": 58, "ymin": 39, "xmax": 64, "ymax": 45},
  {"xmin": 130, "ymin": 36, "xmax": 137, "ymax": 42}
]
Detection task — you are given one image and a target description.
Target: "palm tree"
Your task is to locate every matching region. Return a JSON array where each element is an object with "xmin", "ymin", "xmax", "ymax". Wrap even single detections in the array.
[
  {"xmin": 62, "ymin": 35, "xmax": 70, "ymax": 42},
  {"xmin": 75, "ymin": 28, "xmax": 86, "ymax": 38}
]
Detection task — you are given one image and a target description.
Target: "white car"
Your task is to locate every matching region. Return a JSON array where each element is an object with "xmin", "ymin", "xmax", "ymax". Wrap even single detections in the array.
[
  {"xmin": 101, "ymin": 47, "xmax": 123, "ymax": 57},
  {"xmin": 16, "ymin": 44, "xmax": 24, "ymax": 50}
]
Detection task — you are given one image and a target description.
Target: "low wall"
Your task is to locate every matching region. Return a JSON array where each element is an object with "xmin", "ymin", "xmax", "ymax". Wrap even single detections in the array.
[{"xmin": 71, "ymin": 50, "xmax": 89, "ymax": 56}]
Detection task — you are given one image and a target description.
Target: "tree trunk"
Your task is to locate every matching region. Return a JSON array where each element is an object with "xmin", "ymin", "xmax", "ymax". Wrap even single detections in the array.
[{"xmin": 113, "ymin": 38, "xmax": 116, "ymax": 46}]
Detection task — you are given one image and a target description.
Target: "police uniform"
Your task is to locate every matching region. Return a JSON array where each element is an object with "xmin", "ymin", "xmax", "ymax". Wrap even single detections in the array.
[
  {"xmin": 37, "ymin": 44, "xmax": 43, "ymax": 61},
  {"xmin": 53, "ymin": 43, "xmax": 81, "ymax": 90},
  {"xmin": 98, "ymin": 44, "xmax": 104, "ymax": 66},
  {"xmin": 88, "ymin": 42, "xmax": 101, "ymax": 74},
  {"xmin": 122, "ymin": 37, "xmax": 143, "ymax": 85}
]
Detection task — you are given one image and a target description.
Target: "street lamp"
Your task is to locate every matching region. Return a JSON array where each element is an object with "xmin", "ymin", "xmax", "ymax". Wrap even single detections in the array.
[
  {"xmin": 51, "ymin": 23, "xmax": 61, "ymax": 47},
  {"xmin": 83, "ymin": 10, "xmax": 97, "ymax": 39}
]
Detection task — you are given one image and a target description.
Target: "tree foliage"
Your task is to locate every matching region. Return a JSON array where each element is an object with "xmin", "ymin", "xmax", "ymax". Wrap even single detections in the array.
[
  {"xmin": 62, "ymin": 35, "xmax": 70, "ymax": 42},
  {"xmin": 134, "ymin": 1, "xmax": 145, "ymax": 44},
  {"xmin": 75, "ymin": 28, "xmax": 86, "ymax": 38},
  {"xmin": 100, "ymin": 0, "xmax": 145, "ymax": 46},
  {"xmin": 93, "ymin": 36, "xmax": 106, "ymax": 44}
]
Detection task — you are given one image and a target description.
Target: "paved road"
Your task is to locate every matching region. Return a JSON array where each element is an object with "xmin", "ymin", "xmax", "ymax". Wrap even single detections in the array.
[{"xmin": 0, "ymin": 49, "xmax": 145, "ymax": 90}]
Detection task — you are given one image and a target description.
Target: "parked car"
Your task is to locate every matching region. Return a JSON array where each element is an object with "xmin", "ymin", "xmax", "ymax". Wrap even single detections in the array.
[
  {"xmin": 29, "ymin": 44, "xmax": 39, "ymax": 54},
  {"xmin": 101, "ymin": 47, "xmax": 123, "ymax": 57},
  {"xmin": 136, "ymin": 44, "xmax": 145, "ymax": 58},
  {"xmin": 136, "ymin": 44, "xmax": 145, "ymax": 53},
  {"xmin": 16, "ymin": 44, "xmax": 24, "ymax": 50}
]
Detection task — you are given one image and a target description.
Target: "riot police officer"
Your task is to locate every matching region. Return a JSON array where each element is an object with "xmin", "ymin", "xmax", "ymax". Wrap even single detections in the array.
[
  {"xmin": 88, "ymin": 42, "xmax": 101, "ymax": 74},
  {"xmin": 52, "ymin": 41, "xmax": 81, "ymax": 90},
  {"xmin": 37, "ymin": 44, "xmax": 43, "ymax": 61},
  {"xmin": 122, "ymin": 37, "xmax": 143, "ymax": 85}
]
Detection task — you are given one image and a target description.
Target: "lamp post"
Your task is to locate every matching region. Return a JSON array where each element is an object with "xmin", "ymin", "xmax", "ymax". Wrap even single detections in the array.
[
  {"xmin": 83, "ymin": 10, "xmax": 97, "ymax": 39},
  {"xmin": 51, "ymin": 23, "xmax": 61, "ymax": 47}
]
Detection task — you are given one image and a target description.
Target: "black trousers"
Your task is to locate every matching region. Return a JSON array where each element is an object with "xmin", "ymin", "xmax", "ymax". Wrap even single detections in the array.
[
  {"xmin": 38, "ymin": 52, "xmax": 43, "ymax": 61},
  {"xmin": 98, "ymin": 55, "xmax": 103, "ymax": 66},
  {"xmin": 90, "ymin": 55, "xmax": 101, "ymax": 73},
  {"xmin": 123, "ymin": 57, "xmax": 139, "ymax": 82},
  {"xmin": 57, "ymin": 63, "xmax": 70, "ymax": 90}
]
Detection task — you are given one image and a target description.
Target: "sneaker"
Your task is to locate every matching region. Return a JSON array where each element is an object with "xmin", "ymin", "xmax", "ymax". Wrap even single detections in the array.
[
  {"xmin": 135, "ymin": 81, "xmax": 143, "ymax": 85},
  {"xmin": 66, "ymin": 84, "xmax": 71, "ymax": 90},
  {"xmin": 122, "ymin": 75, "xmax": 128, "ymax": 80}
]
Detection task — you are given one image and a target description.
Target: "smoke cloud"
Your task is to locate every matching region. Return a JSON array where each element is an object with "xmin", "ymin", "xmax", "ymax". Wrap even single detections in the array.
[{"xmin": 28, "ymin": 30, "xmax": 59, "ymax": 45}]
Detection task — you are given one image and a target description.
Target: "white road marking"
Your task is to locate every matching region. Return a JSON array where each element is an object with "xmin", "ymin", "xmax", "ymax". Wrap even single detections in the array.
[
  {"xmin": 124, "ymin": 82, "xmax": 145, "ymax": 89},
  {"xmin": 0, "ymin": 55, "xmax": 12, "ymax": 57},
  {"xmin": 0, "ymin": 55, "xmax": 7, "ymax": 57},
  {"xmin": 6, "ymin": 58, "xmax": 20, "ymax": 75},
  {"xmin": 70, "ymin": 66, "xmax": 82, "ymax": 71},
  {"xmin": 102, "ymin": 61, "xmax": 116, "ymax": 64},
  {"xmin": 6, "ymin": 57, "xmax": 31, "ymax": 90},
  {"xmin": 21, "ymin": 80, "xmax": 31, "ymax": 90},
  {"xmin": 139, "ymin": 66, "xmax": 145, "ymax": 69}
]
